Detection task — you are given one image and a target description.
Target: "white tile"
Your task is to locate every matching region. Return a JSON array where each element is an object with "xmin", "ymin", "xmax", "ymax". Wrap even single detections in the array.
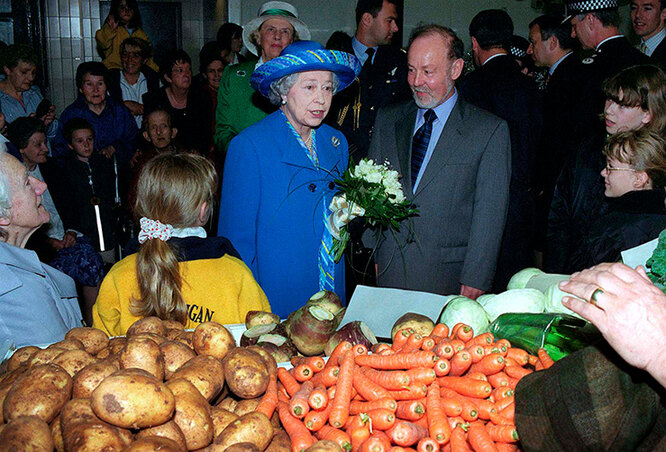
[
  {"xmin": 83, "ymin": 39, "xmax": 94, "ymax": 58},
  {"xmin": 45, "ymin": 0, "xmax": 58, "ymax": 16},
  {"xmin": 47, "ymin": 17, "xmax": 59, "ymax": 37},
  {"xmin": 70, "ymin": 17, "xmax": 81, "ymax": 38},
  {"xmin": 61, "ymin": 39, "xmax": 72, "ymax": 58},
  {"xmin": 59, "ymin": 17, "xmax": 71, "ymax": 38},
  {"xmin": 82, "ymin": 18, "xmax": 91, "ymax": 38},
  {"xmin": 58, "ymin": 0, "xmax": 68, "ymax": 17},
  {"xmin": 69, "ymin": 0, "xmax": 79, "ymax": 17},
  {"xmin": 71, "ymin": 40, "xmax": 82, "ymax": 59},
  {"xmin": 81, "ymin": 0, "xmax": 90, "ymax": 17},
  {"xmin": 91, "ymin": 18, "xmax": 100, "ymax": 34},
  {"xmin": 91, "ymin": 2, "xmax": 100, "ymax": 19},
  {"xmin": 48, "ymin": 39, "xmax": 61, "ymax": 59},
  {"xmin": 62, "ymin": 59, "xmax": 74, "ymax": 79},
  {"xmin": 49, "ymin": 59, "xmax": 62, "ymax": 80}
]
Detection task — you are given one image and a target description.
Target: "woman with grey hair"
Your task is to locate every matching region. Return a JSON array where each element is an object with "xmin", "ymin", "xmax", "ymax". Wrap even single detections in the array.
[
  {"xmin": 218, "ymin": 40, "xmax": 360, "ymax": 319},
  {"xmin": 0, "ymin": 145, "xmax": 83, "ymax": 347}
]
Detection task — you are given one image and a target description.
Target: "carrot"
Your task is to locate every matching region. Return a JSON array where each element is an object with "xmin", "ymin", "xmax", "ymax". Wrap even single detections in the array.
[
  {"xmin": 466, "ymin": 332, "xmax": 494, "ymax": 347},
  {"xmin": 350, "ymin": 397, "xmax": 398, "ymax": 415},
  {"xmin": 417, "ymin": 437, "xmax": 440, "ymax": 452},
  {"xmin": 465, "ymin": 345, "xmax": 485, "ymax": 364},
  {"xmin": 504, "ymin": 365, "xmax": 532, "ymax": 380},
  {"xmin": 453, "ymin": 325, "xmax": 474, "ymax": 342},
  {"xmin": 495, "ymin": 339, "xmax": 511, "ymax": 352},
  {"xmin": 449, "ymin": 350, "xmax": 473, "ymax": 376},
  {"xmin": 399, "ymin": 333, "xmax": 424, "ymax": 353},
  {"xmin": 387, "ymin": 421, "xmax": 429, "ymax": 447},
  {"xmin": 353, "ymin": 344, "xmax": 369, "ymax": 356},
  {"xmin": 467, "ymin": 424, "xmax": 498, "ymax": 452},
  {"xmin": 435, "ymin": 358, "xmax": 451, "ymax": 377},
  {"xmin": 499, "ymin": 403, "xmax": 514, "ymax": 421},
  {"xmin": 277, "ymin": 401, "xmax": 315, "ymax": 452},
  {"xmin": 440, "ymin": 397, "xmax": 463, "ymax": 417},
  {"xmin": 431, "ymin": 323, "xmax": 450, "ymax": 338},
  {"xmin": 356, "ymin": 351, "xmax": 438, "ymax": 370},
  {"xmin": 304, "ymin": 404, "xmax": 333, "ymax": 431},
  {"xmin": 405, "ymin": 368, "xmax": 437, "ymax": 386},
  {"xmin": 487, "ymin": 372, "xmax": 510, "ymax": 389},
  {"xmin": 327, "ymin": 341, "xmax": 353, "ymax": 368},
  {"xmin": 502, "ymin": 357, "xmax": 520, "ymax": 368},
  {"xmin": 387, "ymin": 384, "xmax": 428, "ymax": 401},
  {"xmin": 347, "ymin": 413, "xmax": 372, "ymax": 452},
  {"xmin": 421, "ymin": 337, "xmax": 436, "ymax": 351},
  {"xmin": 353, "ymin": 368, "xmax": 392, "ymax": 401},
  {"xmin": 485, "ymin": 424, "xmax": 519, "ymax": 443},
  {"xmin": 362, "ymin": 368, "xmax": 411, "ymax": 390},
  {"xmin": 450, "ymin": 425, "xmax": 472, "ymax": 452},
  {"xmin": 466, "ymin": 372, "xmax": 488, "ymax": 382},
  {"xmin": 360, "ymin": 431, "xmax": 392, "ymax": 452},
  {"xmin": 527, "ymin": 354, "xmax": 539, "ymax": 367},
  {"xmin": 311, "ymin": 365, "xmax": 339, "ymax": 387},
  {"xmin": 449, "ymin": 339, "xmax": 466, "ymax": 353},
  {"xmin": 316, "ymin": 425, "xmax": 353, "ymax": 451},
  {"xmin": 290, "ymin": 380, "xmax": 313, "ymax": 418},
  {"xmin": 538, "ymin": 348, "xmax": 555, "ymax": 369},
  {"xmin": 467, "ymin": 398, "xmax": 497, "ymax": 421},
  {"xmin": 291, "ymin": 356, "xmax": 326, "ymax": 373},
  {"xmin": 449, "ymin": 323, "xmax": 466, "ymax": 339},
  {"xmin": 292, "ymin": 364, "xmax": 314, "ymax": 382},
  {"xmin": 460, "ymin": 400, "xmax": 479, "ymax": 422},
  {"xmin": 494, "ymin": 395, "xmax": 514, "ymax": 413},
  {"xmin": 489, "ymin": 410, "xmax": 513, "ymax": 426},
  {"xmin": 390, "ymin": 447, "xmax": 417, "ymax": 452},
  {"xmin": 483, "ymin": 345, "xmax": 500, "ymax": 356},
  {"xmin": 505, "ymin": 348, "xmax": 529, "ymax": 367},
  {"xmin": 278, "ymin": 367, "xmax": 301, "ymax": 397},
  {"xmin": 448, "ymin": 416, "xmax": 467, "ymax": 431},
  {"xmin": 494, "ymin": 444, "xmax": 519, "ymax": 452},
  {"xmin": 374, "ymin": 343, "xmax": 393, "ymax": 354},
  {"xmin": 433, "ymin": 341, "xmax": 455, "ymax": 360},
  {"xmin": 507, "ymin": 377, "xmax": 520, "ymax": 391},
  {"xmin": 256, "ymin": 372, "xmax": 278, "ymax": 419},
  {"xmin": 395, "ymin": 400, "xmax": 425, "ymax": 421},
  {"xmin": 469, "ymin": 354, "xmax": 505, "ymax": 376},
  {"xmin": 426, "ymin": 382, "xmax": 451, "ymax": 445},
  {"xmin": 491, "ymin": 387, "xmax": 513, "ymax": 403},
  {"xmin": 367, "ymin": 408, "xmax": 397, "ymax": 430},
  {"xmin": 437, "ymin": 377, "xmax": 492, "ymax": 399},
  {"xmin": 329, "ymin": 350, "xmax": 355, "ymax": 428},
  {"xmin": 393, "ymin": 329, "xmax": 413, "ymax": 351},
  {"xmin": 309, "ymin": 385, "xmax": 329, "ymax": 410},
  {"xmin": 535, "ymin": 360, "xmax": 544, "ymax": 371},
  {"xmin": 380, "ymin": 348, "xmax": 396, "ymax": 356}
]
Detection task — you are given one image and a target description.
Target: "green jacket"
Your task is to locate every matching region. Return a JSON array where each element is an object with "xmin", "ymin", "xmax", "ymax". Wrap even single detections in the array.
[{"xmin": 214, "ymin": 59, "xmax": 276, "ymax": 152}]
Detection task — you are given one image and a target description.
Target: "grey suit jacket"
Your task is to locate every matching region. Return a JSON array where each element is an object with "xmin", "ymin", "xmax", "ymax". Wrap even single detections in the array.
[{"xmin": 367, "ymin": 96, "xmax": 511, "ymax": 294}]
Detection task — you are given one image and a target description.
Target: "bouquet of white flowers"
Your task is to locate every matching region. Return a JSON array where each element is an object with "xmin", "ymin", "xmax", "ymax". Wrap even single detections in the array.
[{"xmin": 326, "ymin": 158, "xmax": 419, "ymax": 263}]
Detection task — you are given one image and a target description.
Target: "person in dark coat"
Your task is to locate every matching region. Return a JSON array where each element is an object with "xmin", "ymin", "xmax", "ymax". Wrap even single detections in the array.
[
  {"xmin": 546, "ymin": 64, "xmax": 666, "ymax": 273},
  {"xmin": 571, "ymin": 129, "xmax": 666, "ymax": 271},
  {"xmin": 325, "ymin": 0, "xmax": 410, "ymax": 161},
  {"xmin": 631, "ymin": 0, "xmax": 666, "ymax": 67},
  {"xmin": 459, "ymin": 9, "xmax": 543, "ymax": 291}
]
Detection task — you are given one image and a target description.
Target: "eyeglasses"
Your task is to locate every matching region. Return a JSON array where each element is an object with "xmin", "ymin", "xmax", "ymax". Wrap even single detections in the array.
[{"xmin": 605, "ymin": 163, "xmax": 637, "ymax": 173}]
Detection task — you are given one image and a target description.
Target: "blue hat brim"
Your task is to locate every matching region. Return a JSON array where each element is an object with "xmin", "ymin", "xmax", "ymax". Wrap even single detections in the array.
[{"xmin": 251, "ymin": 49, "xmax": 361, "ymax": 97}]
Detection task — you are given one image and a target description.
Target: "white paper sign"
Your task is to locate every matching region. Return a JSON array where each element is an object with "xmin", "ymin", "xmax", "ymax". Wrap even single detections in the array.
[{"xmin": 621, "ymin": 238, "xmax": 659, "ymax": 270}]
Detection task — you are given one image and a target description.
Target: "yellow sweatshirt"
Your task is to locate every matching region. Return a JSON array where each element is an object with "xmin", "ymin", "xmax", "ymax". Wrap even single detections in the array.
[
  {"xmin": 95, "ymin": 22, "xmax": 159, "ymax": 72},
  {"xmin": 92, "ymin": 252, "xmax": 270, "ymax": 336}
]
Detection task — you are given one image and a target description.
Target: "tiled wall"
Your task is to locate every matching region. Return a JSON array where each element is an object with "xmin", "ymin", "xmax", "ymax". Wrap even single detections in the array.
[{"xmin": 43, "ymin": 0, "xmax": 223, "ymax": 113}]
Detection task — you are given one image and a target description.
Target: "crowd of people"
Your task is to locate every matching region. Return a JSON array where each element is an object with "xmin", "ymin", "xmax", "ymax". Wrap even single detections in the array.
[{"xmin": 2, "ymin": 0, "xmax": 666, "ymax": 447}]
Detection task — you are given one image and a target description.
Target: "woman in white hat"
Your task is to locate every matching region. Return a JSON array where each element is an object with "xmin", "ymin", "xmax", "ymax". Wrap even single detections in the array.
[
  {"xmin": 213, "ymin": 1, "xmax": 310, "ymax": 154},
  {"xmin": 218, "ymin": 41, "xmax": 360, "ymax": 319}
]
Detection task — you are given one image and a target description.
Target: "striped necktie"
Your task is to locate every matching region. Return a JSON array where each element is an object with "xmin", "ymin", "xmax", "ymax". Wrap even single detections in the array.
[
  {"xmin": 411, "ymin": 109, "xmax": 437, "ymax": 188},
  {"xmin": 641, "ymin": 41, "xmax": 648, "ymax": 54}
]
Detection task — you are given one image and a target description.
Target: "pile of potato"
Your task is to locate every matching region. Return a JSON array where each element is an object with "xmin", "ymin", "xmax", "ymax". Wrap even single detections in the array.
[{"xmin": 0, "ymin": 318, "xmax": 294, "ymax": 452}]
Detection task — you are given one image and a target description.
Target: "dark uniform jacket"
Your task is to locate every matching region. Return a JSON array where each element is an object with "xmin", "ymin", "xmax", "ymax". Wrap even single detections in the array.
[
  {"xmin": 650, "ymin": 36, "xmax": 666, "ymax": 68},
  {"xmin": 570, "ymin": 189, "xmax": 666, "ymax": 272},
  {"xmin": 458, "ymin": 55, "xmax": 543, "ymax": 291},
  {"xmin": 326, "ymin": 41, "xmax": 410, "ymax": 161}
]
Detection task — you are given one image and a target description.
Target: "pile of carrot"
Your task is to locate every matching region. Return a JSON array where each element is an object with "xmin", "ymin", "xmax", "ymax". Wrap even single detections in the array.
[{"xmin": 256, "ymin": 322, "xmax": 556, "ymax": 452}]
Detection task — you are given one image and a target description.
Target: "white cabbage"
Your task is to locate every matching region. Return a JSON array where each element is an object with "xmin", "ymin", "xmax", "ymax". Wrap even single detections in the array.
[
  {"xmin": 438, "ymin": 296, "xmax": 490, "ymax": 335},
  {"xmin": 482, "ymin": 288, "xmax": 546, "ymax": 322},
  {"xmin": 506, "ymin": 267, "xmax": 544, "ymax": 290}
]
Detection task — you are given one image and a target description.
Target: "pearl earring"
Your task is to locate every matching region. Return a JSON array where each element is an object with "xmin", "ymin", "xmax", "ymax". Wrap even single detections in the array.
[{"xmin": 281, "ymin": 99, "xmax": 287, "ymax": 105}]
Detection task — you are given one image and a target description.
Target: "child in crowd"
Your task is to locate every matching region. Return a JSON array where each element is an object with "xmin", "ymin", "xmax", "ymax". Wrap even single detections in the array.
[{"xmin": 92, "ymin": 153, "xmax": 270, "ymax": 335}]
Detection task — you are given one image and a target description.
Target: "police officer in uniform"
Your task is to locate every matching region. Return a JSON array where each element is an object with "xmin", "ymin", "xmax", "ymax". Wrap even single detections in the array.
[{"xmin": 326, "ymin": 0, "xmax": 410, "ymax": 162}]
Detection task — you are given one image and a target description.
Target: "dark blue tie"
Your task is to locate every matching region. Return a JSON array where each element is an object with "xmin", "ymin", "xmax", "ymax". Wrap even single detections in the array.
[{"xmin": 411, "ymin": 109, "xmax": 436, "ymax": 188}]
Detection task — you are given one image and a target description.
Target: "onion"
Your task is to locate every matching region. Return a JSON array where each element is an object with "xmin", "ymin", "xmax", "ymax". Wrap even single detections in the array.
[
  {"xmin": 324, "ymin": 321, "xmax": 377, "ymax": 356},
  {"xmin": 288, "ymin": 305, "xmax": 339, "ymax": 356}
]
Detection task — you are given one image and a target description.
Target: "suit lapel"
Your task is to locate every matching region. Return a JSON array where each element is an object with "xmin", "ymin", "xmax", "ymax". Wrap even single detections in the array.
[{"xmin": 396, "ymin": 103, "xmax": 417, "ymax": 193}]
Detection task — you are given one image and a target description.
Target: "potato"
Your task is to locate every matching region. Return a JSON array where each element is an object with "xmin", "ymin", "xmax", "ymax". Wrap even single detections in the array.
[
  {"xmin": 63, "ymin": 421, "xmax": 127, "ymax": 452},
  {"xmin": 53, "ymin": 349, "xmax": 97, "ymax": 377},
  {"xmin": 246, "ymin": 345, "xmax": 278, "ymax": 377},
  {"xmin": 169, "ymin": 354, "xmax": 224, "ymax": 401},
  {"xmin": 124, "ymin": 436, "xmax": 183, "ymax": 451},
  {"xmin": 305, "ymin": 440, "xmax": 343, "ymax": 451},
  {"xmin": 72, "ymin": 360, "xmax": 120, "ymax": 399},
  {"xmin": 51, "ymin": 338, "xmax": 86, "ymax": 351},
  {"xmin": 233, "ymin": 398, "xmax": 261, "ymax": 416},
  {"xmin": 51, "ymin": 415, "xmax": 65, "ymax": 452},
  {"xmin": 160, "ymin": 341, "xmax": 196, "ymax": 379},
  {"xmin": 222, "ymin": 348, "xmax": 269, "ymax": 399},
  {"xmin": 3, "ymin": 363, "xmax": 72, "ymax": 423},
  {"xmin": 215, "ymin": 396, "xmax": 238, "ymax": 413},
  {"xmin": 60, "ymin": 398, "xmax": 101, "ymax": 428},
  {"xmin": 265, "ymin": 428, "xmax": 291, "ymax": 452},
  {"xmin": 210, "ymin": 406, "xmax": 238, "ymax": 438},
  {"xmin": 5, "ymin": 346, "xmax": 39, "ymax": 371},
  {"xmin": 162, "ymin": 319, "xmax": 185, "ymax": 331},
  {"xmin": 0, "ymin": 415, "xmax": 54, "ymax": 452},
  {"xmin": 192, "ymin": 322, "xmax": 236, "ymax": 359},
  {"xmin": 137, "ymin": 420, "xmax": 187, "ymax": 452},
  {"xmin": 166, "ymin": 379, "xmax": 213, "ymax": 450},
  {"xmin": 127, "ymin": 316, "xmax": 167, "ymax": 337},
  {"xmin": 108, "ymin": 336, "xmax": 128, "ymax": 352},
  {"xmin": 224, "ymin": 443, "xmax": 260, "ymax": 452},
  {"xmin": 209, "ymin": 412, "xmax": 273, "ymax": 451},
  {"xmin": 176, "ymin": 331, "xmax": 194, "ymax": 348},
  {"xmin": 133, "ymin": 332, "xmax": 168, "ymax": 345},
  {"xmin": 65, "ymin": 327, "xmax": 109, "ymax": 355},
  {"xmin": 119, "ymin": 337, "xmax": 165, "ymax": 380},
  {"xmin": 27, "ymin": 347, "xmax": 66, "ymax": 366},
  {"xmin": 91, "ymin": 370, "xmax": 175, "ymax": 429},
  {"xmin": 165, "ymin": 329, "xmax": 184, "ymax": 341},
  {"xmin": 0, "ymin": 365, "xmax": 26, "ymax": 423}
]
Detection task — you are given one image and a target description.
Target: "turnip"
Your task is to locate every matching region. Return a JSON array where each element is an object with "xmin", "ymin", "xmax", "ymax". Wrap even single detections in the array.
[
  {"xmin": 239, "ymin": 323, "xmax": 278, "ymax": 347},
  {"xmin": 256, "ymin": 334, "xmax": 298, "ymax": 362},
  {"xmin": 306, "ymin": 290, "xmax": 344, "ymax": 316},
  {"xmin": 390, "ymin": 312, "xmax": 435, "ymax": 339},
  {"xmin": 244, "ymin": 311, "xmax": 280, "ymax": 329},
  {"xmin": 324, "ymin": 321, "xmax": 377, "ymax": 356},
  {"xmin": 288, "ymin": 305, "xmax": 340, "ymax": 356}
]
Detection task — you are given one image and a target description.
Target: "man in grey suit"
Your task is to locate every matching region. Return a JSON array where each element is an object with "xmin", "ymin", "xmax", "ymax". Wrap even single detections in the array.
[{"xmin": 367, "ymin": 24, "xmax": 511, "ymax": 299}]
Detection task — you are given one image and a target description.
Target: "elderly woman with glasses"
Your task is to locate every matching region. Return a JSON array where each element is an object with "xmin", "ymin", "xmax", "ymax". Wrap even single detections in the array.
[
  {"xmin": 0, "ymin": 146, "xmax": 83, "ymax": 347},
  {"xmin": 218, "ymin": 41, "xmax": 360, "ymax": 318}
]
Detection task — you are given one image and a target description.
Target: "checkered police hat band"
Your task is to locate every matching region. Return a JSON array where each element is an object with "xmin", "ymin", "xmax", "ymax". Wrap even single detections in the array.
[{"xmin": 566, "ymin": 0, "xmax": 618, "ymax": 13}]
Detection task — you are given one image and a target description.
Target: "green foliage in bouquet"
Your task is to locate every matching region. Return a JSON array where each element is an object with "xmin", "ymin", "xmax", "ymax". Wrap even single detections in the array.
[{"xmin": 646, "ymin": 228, "xmax": 666, "ymax": 291}]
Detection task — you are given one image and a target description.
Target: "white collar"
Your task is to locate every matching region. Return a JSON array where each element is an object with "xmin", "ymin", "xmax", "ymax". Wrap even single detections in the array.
[{"xmin": 596, "ymin": 35, "xmax": 623, "ymax": 51}]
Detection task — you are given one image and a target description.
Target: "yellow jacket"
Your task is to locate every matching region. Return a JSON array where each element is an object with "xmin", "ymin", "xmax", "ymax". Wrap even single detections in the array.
[
  {"xmin": 95, "ymin": 22, "xmax": 159, "ymax": 72},
  {"xmin": 92, "ymin": 252, "xmax": 270, "ymax": 336}
]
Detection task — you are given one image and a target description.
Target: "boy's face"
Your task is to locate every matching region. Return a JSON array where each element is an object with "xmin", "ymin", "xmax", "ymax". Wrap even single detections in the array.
[
  {"xmin": 143, "ymin": 111, "xmax": 176, "ymax": 149},
  {"xmin": 69, "ymin": 128, "xmax": 95, "ymax": 159}
]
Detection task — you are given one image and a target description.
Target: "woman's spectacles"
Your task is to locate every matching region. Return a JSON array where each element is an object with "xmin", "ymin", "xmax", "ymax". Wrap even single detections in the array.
[{"xmin": 605, "ymin": 163, "xmax": 637, "ymax": 173}]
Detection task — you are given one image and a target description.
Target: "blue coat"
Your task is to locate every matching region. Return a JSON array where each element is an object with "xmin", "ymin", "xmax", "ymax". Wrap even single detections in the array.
[{"xmin": 219, "ymin": 111, "xmax": 348, "ymax": 319}]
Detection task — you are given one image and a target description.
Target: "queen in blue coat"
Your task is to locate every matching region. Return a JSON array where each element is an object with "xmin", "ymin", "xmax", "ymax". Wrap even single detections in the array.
[{"xmin": 218, "ymin": 41, "xmax": 361, "ymax": 319}]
